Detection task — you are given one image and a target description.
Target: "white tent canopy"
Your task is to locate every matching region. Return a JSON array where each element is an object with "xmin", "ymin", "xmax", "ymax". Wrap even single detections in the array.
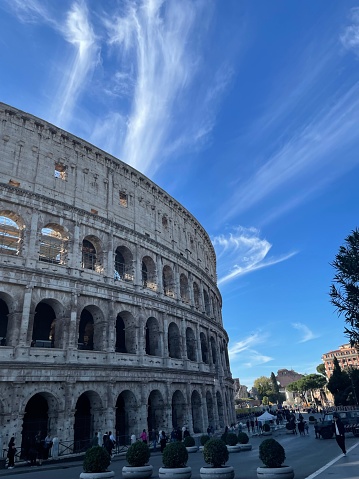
[{"xmin": 257, "ymin": 411, "xmax": 276, "ymax": 422}]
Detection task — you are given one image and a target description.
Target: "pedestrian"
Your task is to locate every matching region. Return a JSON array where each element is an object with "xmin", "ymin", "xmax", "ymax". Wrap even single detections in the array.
[
  {"xmin": 103, "ymin": 432, "xmax": 109, "ymax": 448},
  {"xmin": 183, "ymin": 427, "xmax": 190, "ymax": 439},
  {"xmin": 131, "ymin": 433, "xmax": 137, "ymax": 445},
  {"xmin": 150, "ymin": 429, "xmax": 157, "ymax": 451},
  {"xmin": 109, "ymin": 431, "xmax": 116, "ymax": 455},
  {"xmin": 92, "ymin": 432, "xmax": 99, "ymax": 447},
  {"xmin": 43, "ymin": 432, "xmax": 53, "ymax": 459},
  {"xmin": 170, "ymin": 428, "xmax": 176, "ymax": 442},
  {"xmin": 140, "ymin": 429, "xmax": 148, "ymax": 443},
  {"xmin": 35, "ymin": 430, "xmax": 44, "ymax": 465},
  {"xmin": 160, "ymin": 431, "xmax": 167, "ymax": 453},
  {"xmin": 304, "ymin": 422, "xmax": 309, "ymax": 435},
  {"xmin": 332, "ymin": 413, "xmax": 346, "ymax": 455},
  {"xmin": 7, "ymin": 437, "xmax": 16, "ymax": 469},
  {"xmin": 246, "ymin": 419, "xmax": 250, "ymax": 434},
  {"xmin": 250, "ymin": 419, "xmax": 255, "ymax": 433}
]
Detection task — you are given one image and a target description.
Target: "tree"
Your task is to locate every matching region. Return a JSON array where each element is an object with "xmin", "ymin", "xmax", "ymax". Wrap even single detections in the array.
[
  {"xmin": 270, "ymin": 372, "xmax": 282, "ymax": 404},
  {"xmin": 287, "ymin": 374, "xmax": 326, "ymax": 404},
  {"xmin": 330, "ymin": 228, "xmax": 359, "ymax": 346},
  {"xmin": 316, "ymin": 363, "xmax": 326, "ymax": 377},
  {"xmin": 253, "ymin": 376, "xmax": 273, "ymax": 400},
  {"xmin": 327, "ymin": 357, "xmax": 351, "ymax": 405}
]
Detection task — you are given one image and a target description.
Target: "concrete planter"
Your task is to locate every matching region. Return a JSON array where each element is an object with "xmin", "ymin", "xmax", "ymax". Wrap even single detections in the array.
[
  {"xmin": 200, "ymin": 466, "xmax": 235, "ymax": 479},
  {"xmin": 80, "ymin": 472, "xmax": 115, "ymax": 479},
  {"xmin": 159, "ymin": 466, "xmax": 192, "ymax": 479},
  {"xmin": 239, "ymin": 444, "xmax": 252, "ymax": 451},
  {"xmin": 257, "ymin": 466, "xmax": 294, "ymax": 479},
  {"xmin": 226, "ymin": 445, "xmax": 241, "ymax": 453},
  {"xmin": 186, "ymin": 446, "xmax": 198, "ymax": 453},
  {"xmin": 122, "ymin": 465, "xmax": 153, "ymax": 479}
]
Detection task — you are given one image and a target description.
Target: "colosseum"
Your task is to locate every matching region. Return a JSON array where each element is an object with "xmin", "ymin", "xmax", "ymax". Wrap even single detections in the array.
[{"xmin": 0, "ymin": 102, "xmax": 235, "ymax": 455}]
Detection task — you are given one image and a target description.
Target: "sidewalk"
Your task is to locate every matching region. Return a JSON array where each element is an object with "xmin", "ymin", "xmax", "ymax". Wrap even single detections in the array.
[{"xmin": 305, "ymin": 441, "xmax": 359, "ymax": 479}]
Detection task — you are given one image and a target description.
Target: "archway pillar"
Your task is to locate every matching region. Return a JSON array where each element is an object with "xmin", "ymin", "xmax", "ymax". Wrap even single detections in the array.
[
  {"xmin": 6, "ymin": 311, "xmax": 22, "ymax": 347},
  {"xmin": 18, "ymin": 288, "xmax": 33, "ymax": 347}
]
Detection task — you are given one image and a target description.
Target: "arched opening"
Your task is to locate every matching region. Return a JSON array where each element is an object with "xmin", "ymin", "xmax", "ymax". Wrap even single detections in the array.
[
  {"xmin": 0, "ymin": 212, "xmax": 22, "ymax": 256},
  {"xmin": 74, "ymin": 394, "xmax": 93, "ymax": 452},
  {"xmin": 210, "ymin": 337, "xmax": 217, "ymax": 364},
  {"xmin": 0, "ymin": 298, "xmax": 9, "ymax": 346},
  {"xmin": 78, "ymin": 309, "xmax": 94, "ymax": 350},
  {"xmin": 200, "ymin": 332, "xmax": 209, "ymax": 364},
  {"xmin": 115, "ymin": 311, "xmax": 136, "ymax": 354},
  {"xmin": 180, "ymin": 274, "xmax": 189, "ymax": 303},
  {"xmin": 206, "ymin": 391, "xmax": 215, "ymax": 428},
  {"xmin": 115, "ymin": 390, "xmax": 137, "ymax": 444},
  {"xmin": 39, "ymin": 224, "xmax": 68, "ymax": 264},
  {"xmin": 32, "ymin": 302, "xmax": 56, "ymax": 347},
  {"xmin": 193, "ymin": 282, "xmax": 200, "ymax": 309},
  {"xmin": 142, "ymin": 256, "xmax": 157, "ymax": 291},
  {"xmin": 147, "ymin": 390, "xmax": 164, "ymax": 432},
  {"xmin": 114, "ymin": 246, "xmax": 133, "ymax": 282},
  {"xmin": 186, "ymin": 327, "xmax": 196, "ymax": 362},
  {"xmin": 82, "ymin": 236, "xmax": 103, "ymax": 273},
  {"xmin": 216, "ymin": 391, "xmax": 224, "ymax": 428},
  {"xmin": 115, "ymin": 315, "xmax": 126, "ymax": 353},
  {"xmin": 203, "ymin": 289, "xmax": 210, "ymax": 315},
  {"xmin": 21, "ymin": 394, "xmax": 49, "ymax": 458},
  {"xmin": 145, "ymin": 317, "xmax": 160, "ymax": 356},
  {"xmin": 172, "ymin": 390, "xmax": 186, "ymax": 429},
  {"xmin": 191, "ymin": 390, "xmax": 202, "ymax": 433},
  {"xmin": 168, "ymin": 322, "xmax": 181, "ymax": 359},
  {"xmin": 163, "ymin": 265, "xmax": 174, "ymax": 297}
]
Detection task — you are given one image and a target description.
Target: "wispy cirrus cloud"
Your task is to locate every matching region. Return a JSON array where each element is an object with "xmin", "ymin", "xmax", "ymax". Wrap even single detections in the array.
[
  {"xmin": 291, "ymin": 323, "xmax": 318, "ymax": 343},
  {"xmin": 228, "ymin": 332, "xmax": 273, "ymax": 367},
  {"xmin": 212, "ymin": 226, "xmax": 296, "ymax": 286},
  {"xmin": 340, "ymin": 7, "xmax": 359, "ymax": 54}
]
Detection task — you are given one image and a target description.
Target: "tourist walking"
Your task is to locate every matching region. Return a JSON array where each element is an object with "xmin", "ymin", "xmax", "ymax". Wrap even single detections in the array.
[
  {"xmin": 160, "ymin": 431, "xmax": 167, "ymax": 453},
  {"xmin": 92, "ymin": 432, "xmax": 99, "ymax": 446},
  {"xmin": 332, "ymin": 413, "xmax": 346, "ymax": 455},
  {"xmin": 35, "ymin": 431, "xmax": 44, "ymax": 465},
  {"xmin": 7, "ymin": 437, "xmax": 16, "ymax": 469},
  {"xmin": 140, "ymin": 429, "xmax": 148, "ymax": 443},
  {"xmin": 43, "ymin": 433, "xmax": 53, "ymax": 459},
  {"xmin": 150, "ymin": 429, "xmax": 157, "ymax": 451}
]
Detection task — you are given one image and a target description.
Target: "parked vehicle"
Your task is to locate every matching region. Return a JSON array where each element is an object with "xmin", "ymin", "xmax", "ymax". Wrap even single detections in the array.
[{"xmin": 316, "ymin": 408, "xmax": 359, "ymax": 439}]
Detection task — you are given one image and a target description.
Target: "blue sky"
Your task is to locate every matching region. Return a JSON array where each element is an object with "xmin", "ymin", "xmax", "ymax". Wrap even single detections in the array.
[{"xmin": 1, "ymin": 0, "xmax": 359, "ymax": 389}]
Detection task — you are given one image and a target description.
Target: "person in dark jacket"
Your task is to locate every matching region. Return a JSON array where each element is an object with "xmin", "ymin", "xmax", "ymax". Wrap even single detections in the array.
[
  {"xmin": 332, "ymin": 413, "xmax": 346, "ymax": 455},
  {"xmin": 7, "ymin": 437, "xmax": 16, "ymax": 469}
]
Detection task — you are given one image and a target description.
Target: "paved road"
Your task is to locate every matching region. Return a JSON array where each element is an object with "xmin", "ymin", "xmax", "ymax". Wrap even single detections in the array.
[{"xmin": 1, "ymin": 426, "xmax": 358, "ymax": 479}]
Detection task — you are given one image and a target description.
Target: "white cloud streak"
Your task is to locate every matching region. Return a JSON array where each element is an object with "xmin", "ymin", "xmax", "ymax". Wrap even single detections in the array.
[
  {"xmin": 291, "ymin": 323, "xmax": 318, "ymax": 343},
  {"xmin": 212, "ymin": 226, "xmax": 296, "ymax": 286},
  {"xmin": 228, "ymin": 332, "xmax": 273, "ymax": 367},
  {"xmin": 340, "ymin": 7, "xmax": 359, "ymax": 54}
]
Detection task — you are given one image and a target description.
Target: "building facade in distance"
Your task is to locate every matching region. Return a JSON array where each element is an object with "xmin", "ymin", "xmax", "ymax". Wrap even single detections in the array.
[
  {"xmin": 322, "ymin": 343, "xmax": 359, "ymax": 377},
  {"xmin": 0, "ymin": 103, "xmax": 235, "ymax": 452}
]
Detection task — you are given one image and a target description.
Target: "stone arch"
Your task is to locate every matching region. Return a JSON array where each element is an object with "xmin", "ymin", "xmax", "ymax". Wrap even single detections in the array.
[
  {"xmin": 210, "ymin": 336, "xmax": 217, "ymax": 364},
  {"xmin": 115, "ymin": 390, "xmax": 138, "ymax": 443},
  {"xmin": 78, "ymin": 305, "xmax": 105, "ymax": 351},
  {"xmin": 224, "ymin": 343, "xmax": 230, "ymax": 368},
  {"xmin": 193, "ymin": 281, "xmax": 200, "ymax": 309},
  {"xmin": 147, "ymin": 390, "xmax": 165, "ymax": 432},
  {"xmin": 74, "ymin": 391, "xmax": 103, "ymax": 451},
  {"xmin": 191, "ymin": 390, "xmax": 202, "ymax": 433},
  {"xmin": 21, "ymin": 391, "xmax": 59, "ymax": 455},
  {"xmin": 145, "ymin": 317, "xmax": 161, "ymax": 356},
  {"xmin": 180, "ymin": 274, "xmax": 189, "ymax": 303},
  {"xmin": 32, "ymin": 299, "xmax": 63, "ymax": 348},
  {"xmin": 203, "ymin": 289, "xmax": 210, "ymax": 315},
  {"xmin": 39, "ymin": 223, "xmax": 69, "ymax": 265},
  {"xmin": 186, "ymin": 327, "xmax": 196, "ymax": 362},
  {"xmin": 216, "ymin": 391, "xmax": 224, "ymax": 428},
  {"xmin": 81, "ymin": 235, "xmax": 103, "ymax": 273},
  {"xmin": 200, "ymin": 332, "xmax": 209, "ymax": 364},
  {"xmin": 0, "ymin": 296, "xmax": 9, "ymax": 346},
  {"xmin": 163, "ymin": 265, "xmax": 174, "ymax": 297},
  {"xmin": 115, "ymin": 311, "xmax": 136, "ymax": 354},
  {"xmin": 168, "ymin": 322, "xmax": 181, "ymax": 359},
  {"xmin": 0, "ymin": 210, "xmax": 25, "ymax": 256},
  {"xmin": 142, "ymin": 255, "xmax": 157, "ymax": 291},
  {"xmin": 114, "ymin": 245, "xmax": 134, "ymax": 282},
  {"xmin": 206, "ymin": 391, "xmax": 215, "ymax": 428},
  {"xmin": 172, "ymin": 390, "xmax": 186, "ymax": 429}
]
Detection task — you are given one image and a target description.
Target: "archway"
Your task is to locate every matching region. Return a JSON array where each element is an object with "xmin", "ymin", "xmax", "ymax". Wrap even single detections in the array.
[
  {"xmin": 147, "ymin": 390, "xmax": 164, "ymax": 432},
  {"xmin": 191, "ymin": 390, "xmax": 202, "ymax": 433},
  {"xmin": 32, "ymin": 302, "xmax": 56, "ymax": 347},
  {"xmin": 206, "ymin": 391, "xmax": 215, "ymax": 428},
  {"xmin": 168, "ymin": 322, "xmax": 181, "ymax": 359},
  {"xmin": 115, "ymin": 391, "xmax": 137, "ymax": 444},
  {"xmin": 74, "ymin": 394, "xmax": 92, "ymax": 452},
  {"xmin": 186, "ymin": 327, "xmax": 196, "ymax": 361},
  {"xmin": 216, "ymin": 391, "xmax": 224, "ymax": 428},
  {"xmin": 78, "ymin": 309, "xmax": 94, "ymax": 350},
  {"xmin": 200, "ymin": 332, "xmax": 209, "ymax": 363},
  {"xmin": 0, "ymin": 298, "xmax": 9, "ymax": 345},
  {"xmin": 145, "ymin": 317, "xmax": 160, "ymax": 356},
  {"xmin": 172, "ymin": 390, "xmax": 186, "ymax": 429}
]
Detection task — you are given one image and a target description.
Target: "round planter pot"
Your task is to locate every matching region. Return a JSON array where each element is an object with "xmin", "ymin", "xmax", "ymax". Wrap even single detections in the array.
[
  {"xmin": 122, "ymin": 465, "xmax": 153, "ymax": 479},
  {"xmin": 200, "ymin": 466, "xmax": 235, "ymax": 479},
  {"xmin": 257, "ymin": 465, "xmax": 294, "ymax": 479},
  {"xmin": 159, "ymin": 466, "xmax": 192, "ymax": 479},
  {"xmin": 239, "ymin": 444, "xmax": 252, "ymax": 451},
  {"xmin": 226, "ymin": 445, "xmax": 241, "ymax": 453},
  {"xmin": 80, "ymin": 472, "xmax": 115, "ymax": 479},
  {"xmin": 199, "ymin": 446, "xmax": 204, "ymax": 452},
  {"xmin": 186, "ymin": 446, "xmax": 198, "ymax": 453},
  {"xmin": 261, "ymin": 431, "xmax": 272, "ymax": 436}
]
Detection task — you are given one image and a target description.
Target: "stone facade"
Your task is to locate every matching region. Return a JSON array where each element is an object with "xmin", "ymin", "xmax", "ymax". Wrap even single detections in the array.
[
  {"xmin": 322, "ymin": 343, "xmax": 359, "ymax": 378},
  {"xmin": 0, "ymin": 103, "xmax": 235, "ymax": 454}
]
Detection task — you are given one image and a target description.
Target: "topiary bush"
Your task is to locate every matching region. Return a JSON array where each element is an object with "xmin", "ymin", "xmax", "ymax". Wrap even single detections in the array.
[
  {"xmin": 237, "ymin": 432, "xmax": 249, "ymax": 444},
  {"xmin": 83, "ymin": 446, "xmax": 111, "ymax": 473},
  {"xmin": 200, "ymin": 434, "xmax": 210, "ymax": 446},
  {"xmin": 285, "ymin": 422, "xmax": 295, "ymax": 430},
  {"xmin": 224, "ymin": 432, "xmax": 238, "ymax": 446},
  {"xmin": 308, "ymin": 415, "xmax": 315, "ymax": 422},
  {"xmin": 126, "ymin": 440, "xmax": 151, "ymax": 467},
  {"xmin": 203, "ymin": 438, "xmax": 229, "ymax": 468},
  {"xmin": 259, "ymin": 439, "xmax": 285, "ymax": 468},
  {"xmin": 162, "ymin": 441, "xmax": 188, "ymax": 468},
  {"xmin": 262, "ymin": 423, "xmax": 271, "ymax": 432},
  {"xmin": 183, "ymin": 436, "xmax": 195, "ymax": 447}
]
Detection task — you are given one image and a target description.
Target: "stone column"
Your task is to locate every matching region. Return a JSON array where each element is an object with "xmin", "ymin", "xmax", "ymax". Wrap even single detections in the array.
[
  {"xmin": 25, "ymin": 211, "xmax": 39, "ymax": 267},
  {"xmin": 107, "ymin": 301, "xmax": 116, "ymax": 352},
  {"xmin": 156, "ymin": 254, "xmax": 163, "ymax": 295},
  {"xmin": 18, "ymin": 287, "xmax": 33, "ymax": 346},
  {"xmin": 134, "ymin": 245, "xmax": 142, "ymax": 290}
]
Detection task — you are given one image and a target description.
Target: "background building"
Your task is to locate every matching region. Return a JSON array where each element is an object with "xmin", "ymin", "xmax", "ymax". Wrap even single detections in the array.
[
  {"xmin": 0, "ymin": 103, "xmax": 235, "ymax": 454},
  {"xmin": 322, "ymin": 343, "xmax": 359, "ymax": 377}
]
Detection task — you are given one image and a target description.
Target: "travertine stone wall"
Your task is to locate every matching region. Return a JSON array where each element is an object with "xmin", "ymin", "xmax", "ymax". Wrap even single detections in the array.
[{"xmin": 0, "ymin": 103, "xmax": 235, "ymax": 453}]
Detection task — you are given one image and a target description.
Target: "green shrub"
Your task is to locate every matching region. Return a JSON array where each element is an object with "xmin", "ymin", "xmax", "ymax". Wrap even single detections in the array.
[
  {"xmin": 224, "ymin": 432, "xmax": 238, "ymax": 446},
  {"xmin": 83, "ymin": 446, "xmax": 111, "ymax": 473},
  {"xmin": 200, "ymin": 435, "xmax": 210, "ymax": 446},
  {"xmin": 259, "ymin": 439, "xmax": 285, "ymax": 468},
  {"xmin": 162, "ymin": 442, "xmax": 188, "ymax": 468},
  {"xmin": 126, "ymin": 440, "xmax": 150, "ymax": 467},
  {"xmin": 308, "ymin": 415, "xmax": 315, "ymax": 422},
  {"xmin": 203, "ymin": 438, "xmax": 229, "ymax": 468},
  {"xmin": 285, "ymin": 422, "xmax": 295, "ymax": 430},
  {"xmin": 262, "ymin": 423, "xmax": 271, "ymax": 432},
  {"xmin": 183, "ymin": 436, "xmax": 195, "ymax": 447},
  {"xmin": 237, "ymin": 432, "xmax": 249, "ymax": 444}
]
